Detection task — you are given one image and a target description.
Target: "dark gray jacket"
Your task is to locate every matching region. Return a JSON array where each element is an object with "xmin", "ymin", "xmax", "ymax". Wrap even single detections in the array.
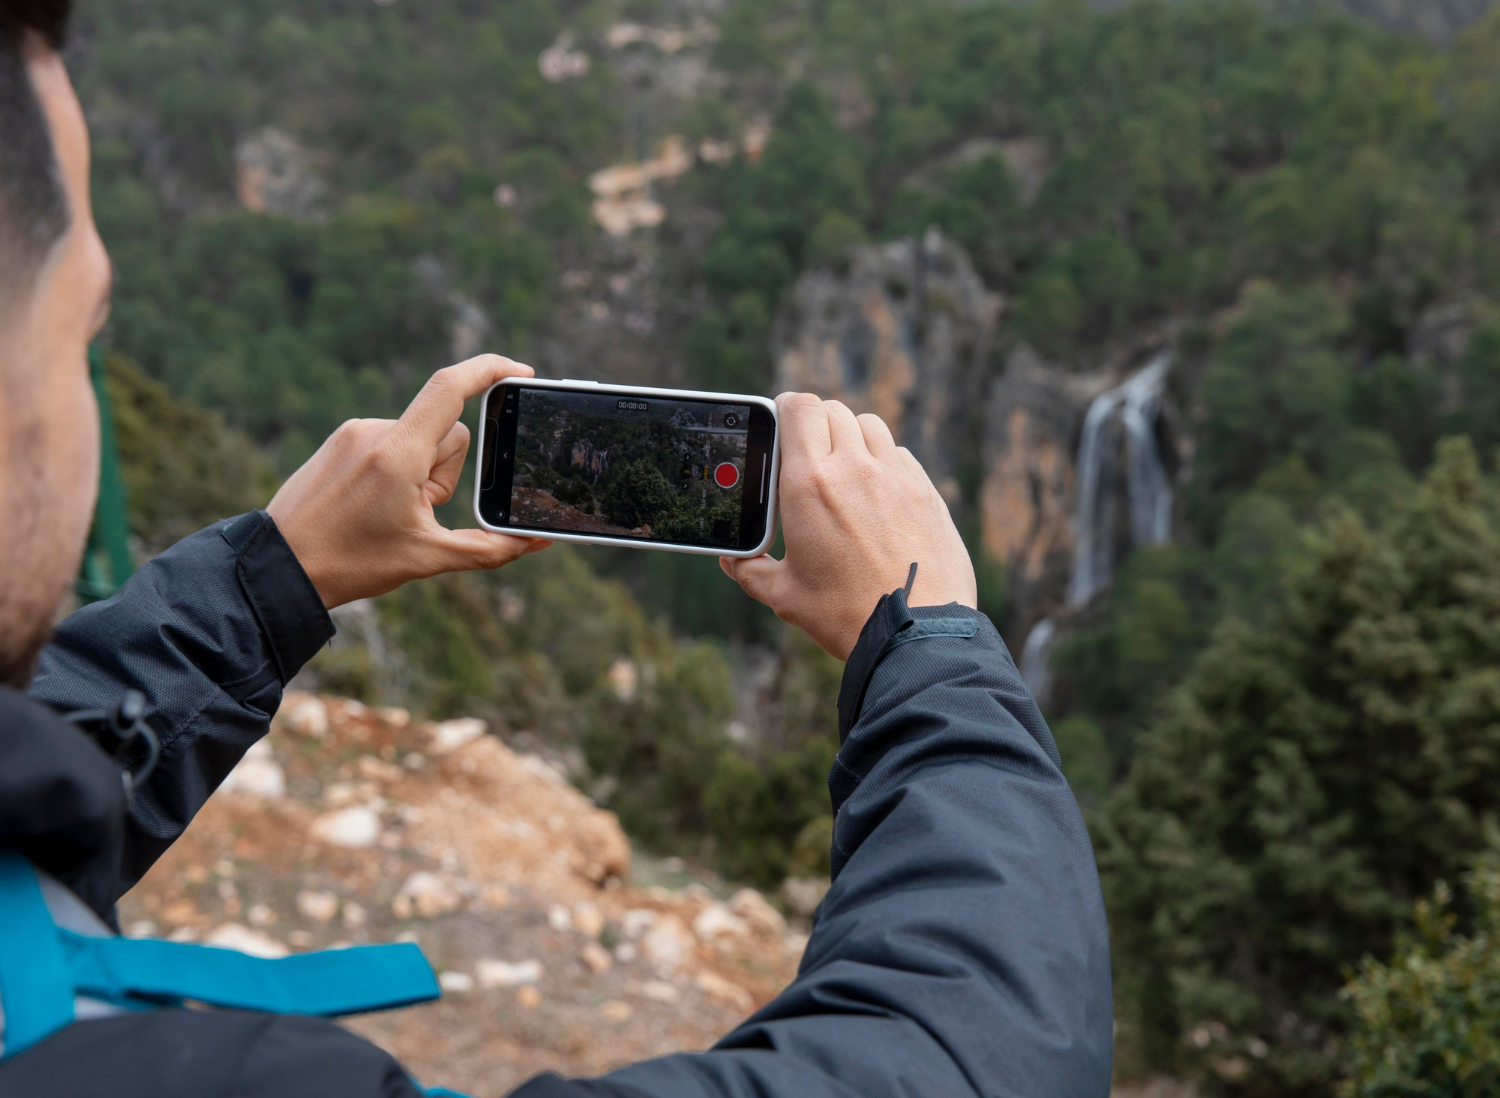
[{"xmin": 0, "ymin": 512, "xmax": 1113, "ymax": 1098}]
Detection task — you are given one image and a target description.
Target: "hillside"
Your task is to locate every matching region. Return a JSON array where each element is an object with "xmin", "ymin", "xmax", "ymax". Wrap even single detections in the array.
[
  {"xmin": 119, "ymin": 693, "xmax": 807, "ymax": 1095},
  {"xmin": 75, "ymin": 0, "xmax": 1500, "ymax": 1092}
]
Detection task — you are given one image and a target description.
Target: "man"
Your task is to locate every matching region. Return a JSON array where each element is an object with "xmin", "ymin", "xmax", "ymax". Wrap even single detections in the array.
[{"xmin": 0, "ymin": 2, "xmax": 1114, "ymax": 1095}]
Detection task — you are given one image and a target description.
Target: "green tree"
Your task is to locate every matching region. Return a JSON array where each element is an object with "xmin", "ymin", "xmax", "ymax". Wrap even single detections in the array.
[
  {"xmin": 603, "ymin": 460, "xmax": 677, "ymax": 531},
  {"xmin": 1098, "ymin": 440, "xmax": 1500, "ymax": 1094}
]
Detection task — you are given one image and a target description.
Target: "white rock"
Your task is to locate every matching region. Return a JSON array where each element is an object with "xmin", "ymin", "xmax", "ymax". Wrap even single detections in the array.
[
  {"xmin": 614, "ymin": 942, "xmax": 639, "ymax": 964},
  {"xmin": 572, "ymin": 901, "xmax": 604, "ymax": 938},
  {"xmin": 219, "ymin": 741, "xmax": 285, "ymax": 799},
  {"xmin": 126, "ymin": 920, "xmax": 158, "ymax": 939},
  {"xmin": 206, "ymin": 923, "xmax": 289, "ymax": 959},
  {"xmin": 547, "ymin": 903, "xmax": 573, "ymax": 933},
  {"xmin": 729, "ymin": 888, "xmax": 787, "ymax": 936},
  {"xmin": 439, "ymin": 971, "xmax": 475, "ymax": 994},
  {"xmin": 247, "ymin": 903, "xmax": 276, "ymax": 928},
  {"xmin": 309, "ymin": 806, "xmax": 381, "ymax": 848},
  {"xmin": 695, "ymin": 971, "xmax": 753, "ymax": 1011},
  {"xmin": 581, "ymin": 941, "xmax": 613, "ymax": 973},
  {"xmin": 396, "ymin": 872, "xmax": 462, "ymax": 919},
  {"xmin": 356, "ymin": 755, "xmax": 404, "ymax": 782},
  {"xmin": 429, "ymin": 717, "xmax": 487, "ymax": 754},
  {"xmin": 343, "ymin": 901, "xmax": 367, "ymax": 929},
  {"xmin": 281, "ymin": 696, "xmax": 328, "ymax": 739},
  {"xmin": 783, "ymin": 931, "xmax": 811, "ymax": 958},
  {"xmin": 638, "ymin": 979, "xmax": 680, "ymax": 1004},
  {"xmin": 296, "ymin": 889, "xmax": 340, "ymax": 923},
  {"xmin": 621, "ymin": 908, "xmax": 657, "ymax": 940},
  {"xmin": 476, "ymin": 958, "xmax": 543, "ymax": 989},
  {"xmin": 601, "ymin": 1000, "xmax": 633, "ymax": 1022},
  {"xmin": 607, "ymin": 658, "xmax": 638, "ymax": 701},
  {"xmin": 692, "ymin": 903, "xmax": 748, "ymax": 943},
  {"xmin": 519, "ymin": 755, "xmax": 567, "ymax": 787},
  {"xmin": 642, "ymin": 916, "xmax": 691, "ymax": 973},
  {"xmin": 781, "ymin": 876, "xmax": 830, "ymax": 917},
  {"xmin": 324, "ymin": 781, "xmax": 358, "ymax": 807}
]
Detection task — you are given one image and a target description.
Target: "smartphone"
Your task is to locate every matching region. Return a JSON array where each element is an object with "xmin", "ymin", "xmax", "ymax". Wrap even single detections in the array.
[{"xmin": 473, "ymin": 378, "xmax": 779, "ymax": 557}]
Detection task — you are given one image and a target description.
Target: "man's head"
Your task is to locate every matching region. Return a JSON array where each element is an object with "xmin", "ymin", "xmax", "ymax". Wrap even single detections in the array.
[{"xmin": 0, "ymin": 0, "xmax": 112, "ymax": 687}]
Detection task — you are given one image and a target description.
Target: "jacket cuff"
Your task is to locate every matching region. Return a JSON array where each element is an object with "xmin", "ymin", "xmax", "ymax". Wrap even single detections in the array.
[
  {"xmin": 219, "ymin": 511, "xmax": 334, "ymax": 683},
  {"xmin": 836, "ymin": 588, "xmax": 917, "ymax": 744}
]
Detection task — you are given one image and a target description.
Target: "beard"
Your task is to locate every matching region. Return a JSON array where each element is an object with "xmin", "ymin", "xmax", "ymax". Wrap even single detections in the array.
[
  {"xmin": 0, "ymin": 412, "xmax": 78, "ymax": 690},
  {"xmin": 0, "ymin": 609, "xmax": 54, "ymax": 690}
]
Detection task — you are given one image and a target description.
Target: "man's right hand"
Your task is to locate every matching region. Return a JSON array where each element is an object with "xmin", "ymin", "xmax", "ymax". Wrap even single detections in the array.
[
  {"xmin": 720, "ymin": 393, "xmax": 977, "ymax": 661},
  {"xmin": 268, "ymin": 355, "xmax": 549, "ymax": 609}
]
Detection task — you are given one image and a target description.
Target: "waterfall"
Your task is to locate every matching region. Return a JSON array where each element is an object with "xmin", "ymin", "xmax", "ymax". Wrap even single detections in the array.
[
  {"xmin": 1018, "ymin": 617, "xmax": 1057, "ymax": 706},
  {"xmin": 1067, "ymin": 353, "xmax": 1172, "ymax": 607},
  {"xmin": 1020, "ymin": 353, "xmax": 1173, "ymax": 706}
]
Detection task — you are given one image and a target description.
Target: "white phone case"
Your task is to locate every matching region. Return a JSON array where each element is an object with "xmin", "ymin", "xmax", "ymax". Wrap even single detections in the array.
[{"xmin": 472, "ymin": 378, "xmax": 780, "ymax": 558}]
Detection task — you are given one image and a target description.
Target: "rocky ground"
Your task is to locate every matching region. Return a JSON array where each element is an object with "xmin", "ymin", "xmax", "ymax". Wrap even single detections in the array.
[
  {"xmin": 117, "ymin": 694, "xmax": 808, "ymax": 1097},
  {"xmin": 117, "ymin": 690, "xmax": 1187, "ymax": 1097}
]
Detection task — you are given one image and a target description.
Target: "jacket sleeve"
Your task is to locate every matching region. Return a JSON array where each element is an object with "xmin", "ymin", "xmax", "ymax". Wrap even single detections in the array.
[
  {"xmin": 512, "ymin": 594, "xmax": 1114, "ymax": 1098},
  {"xmin": 27, "ymin": 511, "xmax": 334, "ymax": 913}
]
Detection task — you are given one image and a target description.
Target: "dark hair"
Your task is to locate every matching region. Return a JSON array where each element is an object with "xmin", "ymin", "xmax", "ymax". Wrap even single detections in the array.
[{"xmin": 0, "ymin": 0, "xmax": 73, "ymax": 299}]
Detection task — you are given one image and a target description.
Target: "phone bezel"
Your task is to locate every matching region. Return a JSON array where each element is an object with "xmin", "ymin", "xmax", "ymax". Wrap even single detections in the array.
[{"xmin": 472, "ymin": 378, "xmax": 780, "ymax": 558}]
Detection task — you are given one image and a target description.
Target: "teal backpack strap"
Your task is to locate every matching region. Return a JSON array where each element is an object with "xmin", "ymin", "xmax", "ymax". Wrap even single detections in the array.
[
  {"xmin": 59, "ymin": 932, "xmax": 439, "ymax": 1016},
  {"xmin": 0, "ymin": 852, "xmax": 77, "ymax": 1055},
  {"xmin": 0, "ymin": 850, "xmax": 441, "ymax": 1060}
]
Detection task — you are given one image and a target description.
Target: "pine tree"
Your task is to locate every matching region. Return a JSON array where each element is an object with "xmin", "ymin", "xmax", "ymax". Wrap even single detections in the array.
[{"xmin": 1098, "ymin": 439, "xmax": 1500, "ymax": 1095}]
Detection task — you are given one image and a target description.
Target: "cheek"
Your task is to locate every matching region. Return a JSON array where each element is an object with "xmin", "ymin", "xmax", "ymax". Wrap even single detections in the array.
[{"xmin": 38, "ymin": 362, "xmax": 101, "ymax": 538}]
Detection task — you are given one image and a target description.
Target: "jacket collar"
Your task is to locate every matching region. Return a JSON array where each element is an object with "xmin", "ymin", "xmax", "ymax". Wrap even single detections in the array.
[{"xmin": 0, "ymin": 687, "xmax": 126, "ymax": 921}]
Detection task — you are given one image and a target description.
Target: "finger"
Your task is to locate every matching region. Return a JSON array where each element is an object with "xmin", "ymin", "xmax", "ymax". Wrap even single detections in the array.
[
  {"xmin": 776, "ymin": 392, "xmax": 832, "ymax": 469},
  {"xmin": 896, "ymin": 445, "xmax": 926, "ymax": 479},
  {"xmin": 400, "ymin": 354, "xmax": 534, "ymax": 448},
  {"xmin": 429, "ymin": 527, "xmax": 550, "ymax": 573},
  {"xmin": 424, "ymin": 422, "xmax": 471, "ymax": 506},
  {"xmin": 722, "ymin": 553, "xmax": 786, "ymax": 609},
  {"xmin": 824, "ymin": 400, "xmax": 867, "ymax": 454},
  {"xmin": 857, "ymin": 413, "xmax": 897, "ymax": 458}
]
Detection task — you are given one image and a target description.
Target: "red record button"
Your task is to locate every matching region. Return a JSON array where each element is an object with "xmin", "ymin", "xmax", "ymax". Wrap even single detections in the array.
[{"xmin": 714, "ymin": 462, "xmax": 740, "ymax": 489}]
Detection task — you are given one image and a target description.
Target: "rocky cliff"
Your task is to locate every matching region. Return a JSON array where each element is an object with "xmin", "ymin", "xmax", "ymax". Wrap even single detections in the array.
[{"xmin": 774, "ymin": 232, "xmax": 1184, "ymax": 654}]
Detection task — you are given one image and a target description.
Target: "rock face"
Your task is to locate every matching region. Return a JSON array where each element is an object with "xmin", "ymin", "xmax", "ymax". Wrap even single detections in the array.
[
  {"xmin": 774, "ymin": 232, "xmax": 1184, "ymax": 653},
  {"xmin": 233, "ymin": 128, "xmax": 326, "ymax": 220},
  {"xmin": 773, "ymin": 228, "xmax": 1003, "ymax": 504},
  {"xmin": 121, "ymin": 694, "xmax": 804, "ymax": 1096},
  {"xmin": 979, "ymin": 346, "xmax": 1101, "ymax": 625}
]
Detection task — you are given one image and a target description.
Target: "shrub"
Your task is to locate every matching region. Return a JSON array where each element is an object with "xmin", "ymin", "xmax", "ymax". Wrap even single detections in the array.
[{"xmin": 1342, "ymin": 867, "xmax": 1500, "ymax": 1098}]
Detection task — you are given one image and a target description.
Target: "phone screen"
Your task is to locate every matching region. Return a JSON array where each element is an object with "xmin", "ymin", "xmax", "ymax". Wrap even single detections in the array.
[{"xmin": 478, "ymin": 384, "xmax": 776, "ymax": 552}]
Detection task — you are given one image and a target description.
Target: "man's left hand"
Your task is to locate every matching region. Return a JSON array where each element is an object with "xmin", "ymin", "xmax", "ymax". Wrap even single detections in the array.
[{"xmin": 268, "ymin": 354, "xmax": 549, "ymax": 609}]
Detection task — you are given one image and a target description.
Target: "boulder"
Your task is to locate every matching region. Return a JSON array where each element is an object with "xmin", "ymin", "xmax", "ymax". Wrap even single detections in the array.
[
  {"xmin": 309, "ymin": 806, "xmax": 381, "ymax": 848},
  {"xmin": 219, "ymin": 741, "xmax": 285, "ymax": 800},
  {"xmin": 476, "ymin": 958, "xmax": 543, "ymax": 989}
]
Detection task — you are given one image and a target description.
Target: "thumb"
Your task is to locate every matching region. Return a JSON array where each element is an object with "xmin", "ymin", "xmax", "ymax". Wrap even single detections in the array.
[
  {"xmin": 721, "ymin": 554, "xmax": 787, "ymax": 610},
  {"xmin": 429, "ymin": 527, "xmax": 551, "ymax": 573}
]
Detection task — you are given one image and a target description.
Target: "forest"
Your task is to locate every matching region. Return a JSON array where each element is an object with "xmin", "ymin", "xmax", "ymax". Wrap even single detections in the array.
[
  {"xmin": 72, "ymin": 0, "xmax": 1500, "ymax": 1092},
  {"xmin": 510, "ymin": 393, "xmax": 745, "ymax": 542}
]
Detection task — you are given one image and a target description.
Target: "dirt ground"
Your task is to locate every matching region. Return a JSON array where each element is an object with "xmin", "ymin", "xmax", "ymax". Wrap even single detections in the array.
[{"xmin": 117, "ymin": 694, "xmax": 805, "ymax": 1097}]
